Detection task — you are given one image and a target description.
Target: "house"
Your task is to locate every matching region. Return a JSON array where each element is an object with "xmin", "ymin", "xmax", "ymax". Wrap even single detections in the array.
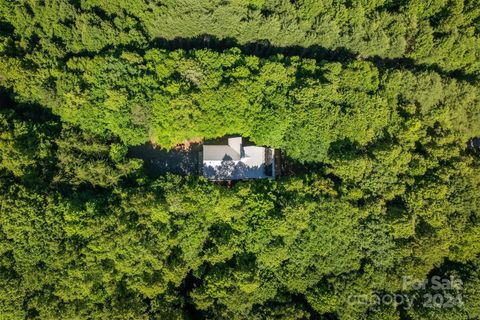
[{"xmin": 202, "ymin": 137, "xmax": 275, "ymax": 180}]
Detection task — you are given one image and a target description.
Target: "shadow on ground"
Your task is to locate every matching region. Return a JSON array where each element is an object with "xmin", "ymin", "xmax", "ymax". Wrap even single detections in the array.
[
  {"xmin": 128, "ymin": 143, "xmax": 201, "ymax": 177},
  {"xmin": 128, "ymin": 142, "xmax": 318, "ymax": 179}
]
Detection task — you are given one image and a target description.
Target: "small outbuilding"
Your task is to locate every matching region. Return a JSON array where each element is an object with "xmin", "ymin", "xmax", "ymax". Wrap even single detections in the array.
[{"xmin": 202, "ymin": 137, "xmax": 275, "ymax": 180}]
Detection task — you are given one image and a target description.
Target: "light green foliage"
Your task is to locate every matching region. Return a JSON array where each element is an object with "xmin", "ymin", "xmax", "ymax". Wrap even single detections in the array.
[
  {"xmin": 8, "ymin": 47, "xmax": 478, "ymax": 166},
  {"xmin": 0, "ymin": 1, "xmax": 479, "ymax": 319}
]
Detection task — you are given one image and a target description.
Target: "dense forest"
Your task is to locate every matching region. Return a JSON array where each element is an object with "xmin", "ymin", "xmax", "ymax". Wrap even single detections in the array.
[{"xmin": 0, "ymin": 0, "xmax": 480, "ymax": 319}]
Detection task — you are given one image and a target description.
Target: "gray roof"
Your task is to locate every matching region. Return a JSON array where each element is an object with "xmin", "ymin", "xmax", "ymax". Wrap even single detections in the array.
[{"xmin": 203, "ymin": 145, "xmax": 240, "ymax": 161}]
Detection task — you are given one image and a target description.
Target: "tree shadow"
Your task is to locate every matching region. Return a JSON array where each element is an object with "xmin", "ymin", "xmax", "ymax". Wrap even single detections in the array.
[
  {"xmin": 57, "ymin": 34, "xmax": 478, "ymax": 84},
  {"xmin": 327, "ymin": 138, "xmax": 364, "ymax": 160},
  {"xmin": 276, "ymin": 149, "xmax": 325, "ymax": 177},
  {"xmin": 0, "ymin": 87, "xmax": 61, "ymax": 124},
  {"xmin": 467, "ymin": 138, "xmax": 480, "ymax": 154},
  {"xmin": 152, "ymin": 35, "xmax": 357, "ymax": 62},
  {"xmin": 150, "ymin": 35, "xmax": 479, "ymax": 83},
  {"xmin": 128, "ymin": 143, "xmax": 202, "ymax": 177},
  {"xmin": 202, "ymin": 161, "xmax": 270, "ymax": 180}
]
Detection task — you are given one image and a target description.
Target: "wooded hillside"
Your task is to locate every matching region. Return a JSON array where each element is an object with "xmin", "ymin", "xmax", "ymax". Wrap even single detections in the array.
[{"xmin": 0, "ymin": 1, "xmax": 479, "ymax": 319}]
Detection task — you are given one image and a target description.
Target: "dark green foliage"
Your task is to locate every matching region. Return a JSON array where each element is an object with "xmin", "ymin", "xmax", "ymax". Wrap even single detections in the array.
[
  {"xmin": 0, "ymin": 1, "xmax": 479, "ymax": 319},
  {"xmin": 54, "ymin": 126, "xmax": 142, "ymax": 187}
]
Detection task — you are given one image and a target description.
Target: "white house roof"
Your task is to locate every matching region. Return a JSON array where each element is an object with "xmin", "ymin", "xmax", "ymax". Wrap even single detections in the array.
[{"xmin": 202, "ymin": 137, "xmax": 274, "ymax": 180}]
